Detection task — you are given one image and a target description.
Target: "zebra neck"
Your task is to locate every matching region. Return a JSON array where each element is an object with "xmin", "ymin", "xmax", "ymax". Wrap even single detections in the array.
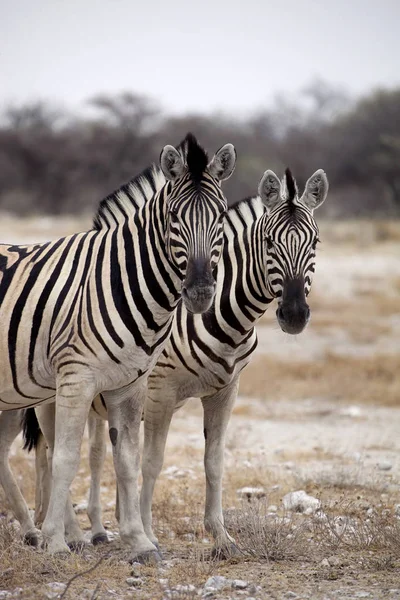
[
  {"xmin": 208, "ymin": 200, "xmax": 274, "ymax": 340},
  {"xmin": 103, "ymin": 198, "xmax": 182, "ymax": 324}
]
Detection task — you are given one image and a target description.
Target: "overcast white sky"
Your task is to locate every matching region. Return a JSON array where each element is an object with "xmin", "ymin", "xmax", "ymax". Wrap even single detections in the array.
[{"xmin": 1, "ymin": 0, "xmax": 399, "ymax": 115}]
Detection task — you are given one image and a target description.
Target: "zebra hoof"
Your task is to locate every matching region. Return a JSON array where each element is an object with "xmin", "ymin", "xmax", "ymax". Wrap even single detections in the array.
[
  {"xmin": 130, "ymin": 550, "xmax": 162, "ymax": 565},
  {"xmin": 211, "ymin": 543, "xmax": 240, "ymax": 560},
  {"xmin": 68, "ymin": 540, "xmax": 87, "ymax": 553},
  {"xmin": 23, "ymin": 530, "xmax": 41, "ymax": 547},
  {"xmin": 92, "ymin": 532, "xmax": 110, "ymax": 545}
]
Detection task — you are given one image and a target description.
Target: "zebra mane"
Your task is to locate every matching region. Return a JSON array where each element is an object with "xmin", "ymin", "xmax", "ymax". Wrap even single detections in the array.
[
  {"xmin": 177, "ymin": 133, "xmax": 208, "ymax": 184},
  {"xmin": 284, "ymin": 168, "xmax": 298, "ymax": 215},
  {"xmin": 92, "ymin": 164, "xmax": 167, "ymax": 231}
]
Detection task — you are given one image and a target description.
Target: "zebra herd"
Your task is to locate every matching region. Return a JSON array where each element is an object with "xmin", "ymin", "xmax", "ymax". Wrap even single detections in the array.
[{"xmin": 0, "ymin": 133, "xmax": 329, "ymax": 564}]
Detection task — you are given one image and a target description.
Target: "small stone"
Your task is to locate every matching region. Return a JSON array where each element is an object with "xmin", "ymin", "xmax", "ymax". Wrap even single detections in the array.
[
  {"xmin": 328, "ymin": 556, "xmax": 341, "ymax": 567},
  {"xmin": 339, "ymin": 405, "xmax": 362, "ymax": 418},
  {"xmin": 159, "ymin": 579, "xmax": 169, "ymax": 588},
  {"xmin": 366, "ymin": 508, "xmax": 374, "ymax": 516},
  {"xmin": 232, "ymin": 579, "xmax": 248, "ymax": 589},
  {"xmin": 130, "ymin": 564, "xmax": 142, "ymax": 578},
  {"xmin": 394, "ymin": 504, "xmax": 400, "ymax": 516},
  {"xmin": 204, "ymin": 576, "xmax": 229, "ymax": 591},
  {"xmin": 73, "ymin": 502, "xmax": 88, "ymax": 514},
  {"xmin": 285, "ymin": 592, "xmax": 298, "ymax": 599},
  {"xmin": 174, "ymin": 584, "xmax": 197, "ymax": 593},
  {"xmin": 236, "ymin": 486, "xmax": 266, "ymax": 500},
  {"xmin": 126, "ymin": 577, "xmax": 142, "ymax": 587},
  {"xmin": 182, "ymin": 533, "xmax": 195, "ymax": 541},
  {"xmin": 377, "ymin": 461, "xmax": 392, "ymax": 471},
  {"xmin": 267, "ymin": 505, "xmax": 278, "ymax": 512},
  {"xmin": 320, "ymin": 558, "xmax": 330, "ymax": 567},
  {"xmin": 282, "ymin": 490, "xmax": 321, "ymax": 513}
]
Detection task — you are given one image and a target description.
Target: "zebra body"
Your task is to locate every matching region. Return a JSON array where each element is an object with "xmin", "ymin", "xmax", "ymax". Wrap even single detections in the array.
[
  {"xmin": 20, "ymin": 167, "xmax": 329, "ymax": 557},
  {"xmin": 0, "ymin": 133, "xmax": 236, "ymax": 561}
]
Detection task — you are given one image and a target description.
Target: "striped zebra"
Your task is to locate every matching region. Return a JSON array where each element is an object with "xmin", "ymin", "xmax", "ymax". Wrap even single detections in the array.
[
  {"xmin": 0, "ymin": 133, "xmax": 236, "ymax": 563},
  {"xmin": 20, "ymin": 166, "xmax": 328, "ymax": 558}
]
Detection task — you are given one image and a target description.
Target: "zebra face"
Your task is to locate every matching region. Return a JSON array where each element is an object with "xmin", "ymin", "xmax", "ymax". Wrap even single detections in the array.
[
  {"xmin": 259, "ymin": 168, "xmax": 329, "ymax": 335},
  {"xmin": 160, "ymin": 134, "xmax": 236, "ymax": 313}
]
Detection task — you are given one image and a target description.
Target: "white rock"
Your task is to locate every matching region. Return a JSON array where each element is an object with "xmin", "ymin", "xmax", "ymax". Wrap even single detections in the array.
[
  {"xmin": 394, "ymin": 504, "xmax": 400, "ymax": 516},
  {"xmin": 174, "ymin": 584, "xmax": 197, "ymax": 593},
  {"xmin": 126, "ymin": 577, "xmax": 142, "ymax": 587},
  {"xmin": 73, "ymin": 502, "xmax": 88, "ymax": 514},
  {"xmin": 339, "ymin": 405, "xmax": 362, "ymax": 418},
  {"xmin": 236, "ymin": 486, "xmax": 266, "ymax": 500},
  {"xmin": 282, "ymin": 490, "xmax": 321, "ymax": 513},
  {"xmin": 285, "ymin": 592, "xmax": 298, "ymax": 599},
  {"xmin": 377, "ymin": 461, "xmax": 392, "ymax": 471},
  {"xmin": 267, "ymin": 505, "xmax": 278, "ymax": 512},
  {"xmin": 232, "ymin": 579, "xmax": 248, "ymax": 589},
  {"xmin": 204, "ymin": 576, "xmax": 229, "ymax": 591},
  {"xmin": 320, "ymin": 558, "xmax": 330, "ymax": 567}
]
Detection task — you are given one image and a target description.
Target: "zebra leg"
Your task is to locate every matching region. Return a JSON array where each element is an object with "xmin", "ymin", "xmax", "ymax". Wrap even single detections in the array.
[
  {"xmin": 202, "ymin": 377, "xmax": 240, "ymax": 559},
  {"xmin": 0, "ymin": 410, "xmax": 41, "ymax": 546},
  {"xmin": 40, "ymin": 388, "xmax": 93, "ymax": 555},
  {"xmin": 104, "ymin": 383, "xmax": 161, "ymax": 564},
  {"xmin": 36, "ymin": 403, "xmax": 87, "ymax": 550},
  {"xmin": 140, "ymin": 390, "xmax": 176, "ymax": 548},
  {"xmin": 87, "ymin": 411, "xmax": 109, "ymax": 545},
  {"xmin": 34, "ymin": 431, "xmax": 51, "ymax": 525}
]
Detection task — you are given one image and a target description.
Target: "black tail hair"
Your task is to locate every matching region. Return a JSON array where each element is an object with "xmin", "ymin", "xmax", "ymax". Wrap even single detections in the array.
[{"xmin": 21, "ymin": 408, "xmax": 41, "ymax": 452}]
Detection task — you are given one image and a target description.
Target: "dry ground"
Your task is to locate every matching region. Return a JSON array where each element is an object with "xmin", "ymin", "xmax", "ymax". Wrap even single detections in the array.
[{"xmin": 0, "ymin": 217, "xmax": 400, "ymax": 600}]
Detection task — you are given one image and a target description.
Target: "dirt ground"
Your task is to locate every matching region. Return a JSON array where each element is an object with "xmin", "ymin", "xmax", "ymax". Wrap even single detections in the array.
[{"xmin": 0, "ymin": 217, "xmax": 399, "ymax": 600}]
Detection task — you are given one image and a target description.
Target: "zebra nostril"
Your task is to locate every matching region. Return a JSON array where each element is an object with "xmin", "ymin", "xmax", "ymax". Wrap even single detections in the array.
[
  {"xmin": 305, "ymin": 306, "xmax": 310, "ymax": 320},
  {"xmin": 277, "ymin": 306, "xmax": 285, "ymax": 321}
]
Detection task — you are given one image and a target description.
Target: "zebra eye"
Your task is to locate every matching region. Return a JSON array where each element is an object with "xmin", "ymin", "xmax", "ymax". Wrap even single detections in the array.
[
  {"xmin": 265, "ymin": 236, "xmax": 274, "ymax": 250},
  {"xmin": 312, "ymin": 237, "xmax": 320, "ymax": 249},
  {"xmin": 169, "ymin": 210, "xmax": 179, "ymax": 222}
]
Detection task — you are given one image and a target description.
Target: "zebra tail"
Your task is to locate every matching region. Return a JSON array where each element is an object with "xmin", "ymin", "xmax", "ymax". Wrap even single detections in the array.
[{"xmin": 21, "ymin": 408, "xmax": 42, "ymax": 452}]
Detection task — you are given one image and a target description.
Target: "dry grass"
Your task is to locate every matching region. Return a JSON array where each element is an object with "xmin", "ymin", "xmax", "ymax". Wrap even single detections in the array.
[{"xmin": 239, "ymin": 352, "xmax": 400, "ymax": 406}]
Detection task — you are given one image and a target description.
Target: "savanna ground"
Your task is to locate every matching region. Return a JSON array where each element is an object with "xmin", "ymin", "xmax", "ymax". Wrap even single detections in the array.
[{"xmin": 0, "ymin": 216, "xmax": 400, "ymax": 600}]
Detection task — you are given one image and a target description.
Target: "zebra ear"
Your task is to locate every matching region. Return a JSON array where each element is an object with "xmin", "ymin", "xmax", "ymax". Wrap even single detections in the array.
[
  {"xmin": 300, "ymin": 169, "xmax": 329, "ymax": 212},
  {"xmin": 258, "ymin": 170, "xmax": 282, "ymax": 212},
  {"xmin": 208, "ymin": 143, "xmax": 236, "ymax": 181},
  {"xmin": 160, "ymin": 145, "xmax": 186, "ymax": 181}
]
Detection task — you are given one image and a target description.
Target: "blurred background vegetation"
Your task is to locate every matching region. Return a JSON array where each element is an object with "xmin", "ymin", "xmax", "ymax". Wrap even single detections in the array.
[{"xmin": 1, "ymin": 79, "xmax": 399, "ymax": 218}]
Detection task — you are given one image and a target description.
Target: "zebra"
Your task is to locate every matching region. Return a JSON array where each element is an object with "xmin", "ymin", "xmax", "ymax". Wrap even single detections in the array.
[
  {"xmin": 19, "ymin": 166, "xmax": 328, "ymax": 558},
  {"xmin": 0, "ymin": 133, "xmax": 237, "ymax": 563}
]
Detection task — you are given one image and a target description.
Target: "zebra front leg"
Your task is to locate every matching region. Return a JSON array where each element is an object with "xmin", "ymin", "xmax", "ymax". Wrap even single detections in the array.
[
  {"xmin": 140, "ymin": 390, "xmax": 176, "ymax": 548},
  {"xmin": 36, "ymin": 403, "xmax": 87, "ymax": 550},
  {"xmin": 0, "ymin": 410, "xmax": 41, "ymax": 546},
  {"xmin": 202, "ymin": 377, "xmax": 240, "ymax": 559},
  {"xmin": 87, "ymin": 410, "xmax": 109, "ymax": 545},
  {"xmin": 104, "ymin": 383, "xmax": 160, "ymax": 564},
  {"xmin": 40, "ymin": 385, "xmax": 93, "ymax": 555}
]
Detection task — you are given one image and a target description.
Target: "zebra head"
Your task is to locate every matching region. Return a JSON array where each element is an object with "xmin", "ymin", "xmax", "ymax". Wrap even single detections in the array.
[
  {"xmin": 160, "ymin": 133, "xmax": 236, "ymax": 313},
  {"xmin": 258, "ymin": 167, "xmax": 329, "ymax": 334}
]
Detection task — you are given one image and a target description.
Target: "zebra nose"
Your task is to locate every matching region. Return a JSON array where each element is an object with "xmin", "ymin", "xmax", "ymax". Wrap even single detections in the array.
[
  {"xmin": 182, "ymin": 282, "xmax": 216, "ymax": 314},
  {"xmin": 277, "ymin": 302, "xmax": 310, "ymax": 334}
]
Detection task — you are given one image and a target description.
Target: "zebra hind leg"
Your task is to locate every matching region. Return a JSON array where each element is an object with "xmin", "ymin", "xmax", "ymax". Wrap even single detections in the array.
[
  {"xmin": 0, "ymin": 410, "xmax": 42, "ymax": 546},
  {"xmin": 87, "ymin": 411, "xmax": 109, "ymax": 545},
  {"xmin": 202, "ymin": 377, "xmax": 241, "ymax": 560}
]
